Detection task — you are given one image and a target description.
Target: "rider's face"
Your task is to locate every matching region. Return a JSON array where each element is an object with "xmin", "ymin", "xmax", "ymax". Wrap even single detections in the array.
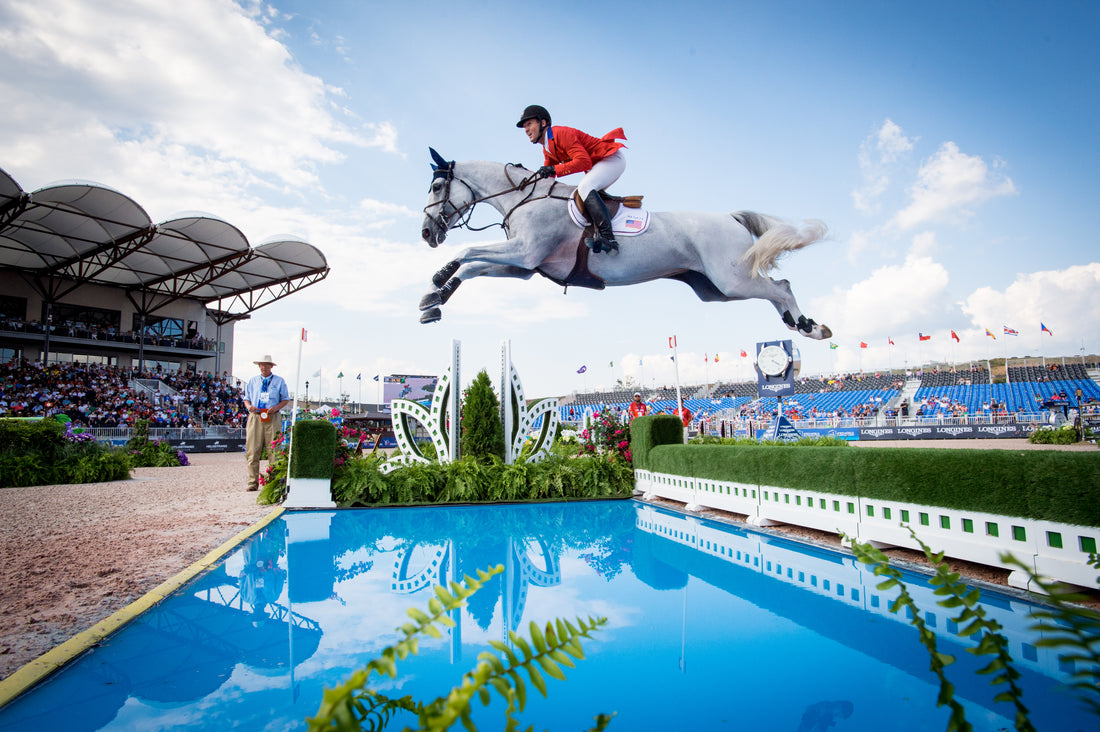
[{"xmin": 523, "ymin": 118, "xmax": 544, "ymax": 144}]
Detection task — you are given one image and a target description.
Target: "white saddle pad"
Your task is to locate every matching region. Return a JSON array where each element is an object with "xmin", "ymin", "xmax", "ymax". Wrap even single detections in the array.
[{"xmin": 567, "ymin": 199, "xmax": 650, "ymax": 237}]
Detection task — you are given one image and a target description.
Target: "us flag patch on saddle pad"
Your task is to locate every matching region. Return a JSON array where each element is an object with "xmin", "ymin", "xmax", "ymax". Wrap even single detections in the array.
[{"xmin": 567, "ymin": 198, "xmax": 651, "ymax": 236}]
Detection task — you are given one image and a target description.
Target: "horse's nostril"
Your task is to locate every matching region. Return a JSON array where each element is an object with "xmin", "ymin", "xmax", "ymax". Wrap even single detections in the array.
[{"xmin": 421, "ymin": 229, "xmax": 431, "ymax": 241}]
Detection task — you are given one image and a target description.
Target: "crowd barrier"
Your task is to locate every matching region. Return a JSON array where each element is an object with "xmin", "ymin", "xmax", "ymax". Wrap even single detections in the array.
[{"xmin": 635, "ymin": 469, "xmax": 1100, "ymax": 590}]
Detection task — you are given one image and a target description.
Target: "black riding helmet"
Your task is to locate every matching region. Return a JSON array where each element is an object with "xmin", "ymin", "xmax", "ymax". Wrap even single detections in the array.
[{"xmin": 516, "ymin": 104, "xmax": 551, "ymax": 128}]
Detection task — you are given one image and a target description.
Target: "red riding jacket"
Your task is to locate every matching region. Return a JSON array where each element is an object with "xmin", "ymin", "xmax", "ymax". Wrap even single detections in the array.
[{"xmin": 543, "ymin": 126, "xmax": 626, "ymax": 177}]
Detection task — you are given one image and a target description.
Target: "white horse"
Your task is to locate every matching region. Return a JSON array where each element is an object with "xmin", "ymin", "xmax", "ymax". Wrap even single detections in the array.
[{"xmin": 418, "ymin": 150, "xmax": 832, "ymax": 339}]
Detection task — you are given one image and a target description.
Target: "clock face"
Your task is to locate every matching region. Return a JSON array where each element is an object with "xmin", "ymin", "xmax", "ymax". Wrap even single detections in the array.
[{"xmin": 757, "ymin": 345, "xmax": 789, "ymax": 376}]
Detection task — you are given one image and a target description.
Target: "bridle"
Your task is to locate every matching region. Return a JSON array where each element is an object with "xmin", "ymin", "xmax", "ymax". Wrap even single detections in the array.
[{"xmin": 423, "ymin": 154, "xmax": 569, "ymax": 237}]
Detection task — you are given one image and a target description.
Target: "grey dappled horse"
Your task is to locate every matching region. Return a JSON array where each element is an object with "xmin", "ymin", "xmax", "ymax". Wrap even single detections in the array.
[{"xmin": 419, "ymin": 151, "xmax": 832, "ymax": 339}]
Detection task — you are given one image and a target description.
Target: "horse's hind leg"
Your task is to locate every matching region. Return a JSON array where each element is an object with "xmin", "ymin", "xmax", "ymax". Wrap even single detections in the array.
[{"xmin": 762, "ymin": 278, "xmax": 832, "ymax": 340}]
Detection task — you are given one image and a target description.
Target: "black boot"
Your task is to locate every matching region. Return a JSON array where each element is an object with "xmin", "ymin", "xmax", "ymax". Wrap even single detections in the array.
[{"xmin": 583, "ymin": 191, "xmax": 619, "ymax": 256}]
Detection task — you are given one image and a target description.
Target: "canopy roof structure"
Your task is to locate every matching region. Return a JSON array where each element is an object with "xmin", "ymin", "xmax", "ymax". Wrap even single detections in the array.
[{"xmin": 0, "ymin": 167, "xmax": 328, "ymax": 323}]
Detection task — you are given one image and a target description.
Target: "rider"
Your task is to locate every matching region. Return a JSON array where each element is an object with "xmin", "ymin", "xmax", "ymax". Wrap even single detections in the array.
[{"xmin": 517, "ymin": 104, "xmax": 626, "ymax": 255}]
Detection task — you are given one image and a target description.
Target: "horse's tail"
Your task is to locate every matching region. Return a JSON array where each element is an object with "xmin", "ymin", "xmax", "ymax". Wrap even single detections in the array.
[{"xmin": 732, "ymin": 211, "xmax": 827, "ymax": 278}]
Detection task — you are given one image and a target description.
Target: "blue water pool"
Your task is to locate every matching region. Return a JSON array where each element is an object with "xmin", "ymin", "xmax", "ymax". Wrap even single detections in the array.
[{"xmin": 0, "ymin": 500, "xmax": 1092, "ymax": 731}]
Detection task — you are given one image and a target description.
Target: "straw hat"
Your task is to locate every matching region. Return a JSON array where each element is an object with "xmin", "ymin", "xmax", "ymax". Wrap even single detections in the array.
[{"xmin": 253, "ymin": 354, "xmax": 277, "ymax": 365}]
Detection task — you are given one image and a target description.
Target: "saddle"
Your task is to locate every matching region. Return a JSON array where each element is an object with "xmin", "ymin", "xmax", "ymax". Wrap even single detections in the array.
[{"xmin": 535, "ymin": 190, "xmax": 647, "ymax": 292}]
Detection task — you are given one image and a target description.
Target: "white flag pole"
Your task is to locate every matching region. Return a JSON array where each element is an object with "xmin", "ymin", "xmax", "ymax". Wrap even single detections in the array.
[
  {"xmin": 670, "ymin": 335, "xmax": 684, "ymax": 439},
  {"xmin": 287, "ymin": 328, "xmax": 306, "ymax": 482}
]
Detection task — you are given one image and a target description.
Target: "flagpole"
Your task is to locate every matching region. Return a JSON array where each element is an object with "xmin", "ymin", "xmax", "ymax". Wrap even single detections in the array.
[
  {"xmin": 670, "ymin": 336, "xmax": 683, "ymax": 438},
  {"xmin": 288, "ymin": 327, "xmax": 306, "ymax": 484}
]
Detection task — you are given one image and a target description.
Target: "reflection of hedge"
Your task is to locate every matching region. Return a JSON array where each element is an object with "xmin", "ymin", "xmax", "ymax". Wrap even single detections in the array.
[
  {"xmin": 0, "ymin": 419, "xmax": 131, "ymax": 488},
  {"xmin": 632, "ymin": 435, "xmax": 1100, "ymax": 526}
]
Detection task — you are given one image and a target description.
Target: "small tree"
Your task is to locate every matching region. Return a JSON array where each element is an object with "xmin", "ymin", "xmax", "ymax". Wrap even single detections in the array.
[{"xmin": 462, "ymin": 370, "xmax": 505, "ymax": 462}]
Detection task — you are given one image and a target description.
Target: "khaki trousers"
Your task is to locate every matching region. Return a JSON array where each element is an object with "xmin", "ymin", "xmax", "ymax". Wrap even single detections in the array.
[{"xmin": 245, "ymin": 411, "xmax": 279, "ymax": 490}]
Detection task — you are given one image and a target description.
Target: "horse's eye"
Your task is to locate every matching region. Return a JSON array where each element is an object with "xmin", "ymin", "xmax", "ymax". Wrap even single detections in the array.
[{"xmin": 432, "ymin": 181, "xmax": 442, "ymax": 193}]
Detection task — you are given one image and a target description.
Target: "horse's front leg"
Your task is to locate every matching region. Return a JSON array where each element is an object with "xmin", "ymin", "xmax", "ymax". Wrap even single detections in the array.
[{"xmin": 419, "ymin": 262, "xmax": 535, "ymax": 324}]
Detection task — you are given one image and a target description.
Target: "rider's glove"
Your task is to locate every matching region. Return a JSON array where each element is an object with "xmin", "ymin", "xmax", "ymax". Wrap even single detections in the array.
[{"xmin": 537, "ymin": 165, "xmax": 555, "ymax": 179}]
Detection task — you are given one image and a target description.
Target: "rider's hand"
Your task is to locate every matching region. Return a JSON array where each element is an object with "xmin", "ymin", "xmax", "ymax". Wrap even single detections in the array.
[{"xmin": 537, "ymin": 165, "xmax": 555, "ymax": 179}]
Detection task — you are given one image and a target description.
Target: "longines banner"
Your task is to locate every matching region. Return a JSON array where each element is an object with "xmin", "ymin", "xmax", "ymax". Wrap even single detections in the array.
[
  {"xmin": 855, "ymin": 423, "xmax": 1033, "ymax": 440},
  {"xmin": 167, "ymin": 437, "xmax": 247, "ymax": 453}
]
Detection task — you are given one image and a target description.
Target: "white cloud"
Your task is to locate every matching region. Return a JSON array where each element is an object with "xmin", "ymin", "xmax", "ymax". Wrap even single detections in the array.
[
  {"xmin": 851, "ymin": 119, "xmax": 915, "ymax": 213},
  {"xmin": 818, "ymin": 253, "xmax": 950, "ymax": 336},
  {"xmin": 0, "ymin": 0, "xmax": 390, "ymax": 194},
  {"xmin": 960, "ymin": 263, "xmax": 1100, "ymax": 346},
  {"xmin": 891, "ymin": 142, "xmax": 1016, "ymax": 230}
]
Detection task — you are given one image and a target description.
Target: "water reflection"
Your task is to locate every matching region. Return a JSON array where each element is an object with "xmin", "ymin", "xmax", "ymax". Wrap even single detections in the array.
[{"xmin": 0, "ymin": 500, "xmax": 1092, "ymax": 732}]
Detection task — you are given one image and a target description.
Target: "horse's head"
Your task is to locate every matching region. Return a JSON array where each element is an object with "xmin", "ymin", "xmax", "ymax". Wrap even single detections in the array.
[{"xmin": 421, "ymin": 148, "xmax": 471, "ymax": 247}]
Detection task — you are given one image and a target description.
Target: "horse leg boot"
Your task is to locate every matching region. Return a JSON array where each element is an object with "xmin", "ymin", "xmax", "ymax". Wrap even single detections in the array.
[{"xmin": 583, "ymin": 191, "xmax": 619, "ymax": 256}]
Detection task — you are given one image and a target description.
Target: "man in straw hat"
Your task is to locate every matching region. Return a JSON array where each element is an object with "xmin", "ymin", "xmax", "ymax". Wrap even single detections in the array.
[{"xmin": 242, "ymin": 355, "xmax": 290, "ymax": 491}]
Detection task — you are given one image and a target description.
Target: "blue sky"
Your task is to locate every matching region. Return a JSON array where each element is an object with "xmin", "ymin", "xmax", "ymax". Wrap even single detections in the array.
[{"xmin": 1, "ymin": 0, "xmax": 1097, "ymax": 401}]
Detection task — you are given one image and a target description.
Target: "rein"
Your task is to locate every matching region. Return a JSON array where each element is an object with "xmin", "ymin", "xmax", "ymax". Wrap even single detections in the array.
[{"xmin": 424, "ymin": 162, "xmax": 571, "ymax": 236}]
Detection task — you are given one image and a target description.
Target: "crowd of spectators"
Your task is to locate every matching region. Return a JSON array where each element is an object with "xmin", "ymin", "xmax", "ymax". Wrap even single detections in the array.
[{"xmin": 0, "ymin": 359, "xmax": 245, "ymax": 428}]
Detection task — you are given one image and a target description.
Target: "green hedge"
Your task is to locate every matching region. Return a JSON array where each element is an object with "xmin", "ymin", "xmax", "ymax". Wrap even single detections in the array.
[
  {"xmin": 290, "ymin": 420, "xmax": 337, "ymax": 480},
  {"xmin": 628, "ymin": 415, "xmax": 683, "ymax": 471},
  {"xmin": 639, "ymin": 442, "xmax": 1100, "ymax": 527},
  {"xmin": 631, "ymin": 424, "xmax": 1100, "ymax": 526}
]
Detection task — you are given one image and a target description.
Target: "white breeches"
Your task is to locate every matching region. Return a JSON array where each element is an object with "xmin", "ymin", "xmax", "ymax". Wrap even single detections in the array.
[{"xmin": 576, "ymin": 149, "xmax": 626, "ymax": 198}]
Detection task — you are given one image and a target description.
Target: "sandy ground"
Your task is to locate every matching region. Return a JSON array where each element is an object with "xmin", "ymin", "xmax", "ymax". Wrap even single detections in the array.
[
  {"xmin": 0, "ymin": 438, "xmax": 1095, "ymax": 682},
  {"xmin": 0, "ymin": 452, "xmax": 272, "ymax": 681}
]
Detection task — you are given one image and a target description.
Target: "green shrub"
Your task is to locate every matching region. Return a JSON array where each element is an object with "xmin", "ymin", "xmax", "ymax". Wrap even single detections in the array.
[
  {"xmin": 462, "ymin": 370, "xmax": 505, "ymax": 462},
  {"xmin": 126, "ymin": 419, "xmax": 187, "ymax": 467},
  {"xmin": 329, "ymin": 452, "xmax": 633, "ymax": 507},
  {"xmin": 1029, "ymin": 425, "xmax": 1080, "ymax": 444},
  {"xmin": 290, "ymin": 419, "xmax": 338, "ymax": 479},
  {"xmin": 0, "ymin": 418, "xmax": 133, "ymax": 487}
]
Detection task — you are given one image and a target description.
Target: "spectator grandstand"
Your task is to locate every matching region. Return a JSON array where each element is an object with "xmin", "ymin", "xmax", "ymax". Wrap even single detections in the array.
[
  {"xmin": 0, "ymin": 359, "xmax": 246, "ymax": 428},
  {"xmin": 560, "ymin": 359, "xmax": 1100, "ymax": 437}
]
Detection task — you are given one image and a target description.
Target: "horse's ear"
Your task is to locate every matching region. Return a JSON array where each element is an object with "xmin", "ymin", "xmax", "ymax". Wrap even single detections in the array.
[{"xmin": 429, "ymin": 147, "xmax": 449, "ymax": 169}]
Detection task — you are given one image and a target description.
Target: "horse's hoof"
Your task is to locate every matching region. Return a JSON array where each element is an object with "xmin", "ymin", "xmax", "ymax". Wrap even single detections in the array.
[
  {"xmin": 419, "ymin": 291, "xmax": 442, "ymax": 311},
  {"xmin": 420, "ymin": 307, "xmax": 442, "ymax": 324},
  {"xmin": 818, "ymin": 324, "xmax": 833, "ymax": 339},
  {"xmin": 432, "ymin": 260, "xmax": 461, "ymax": 288}
]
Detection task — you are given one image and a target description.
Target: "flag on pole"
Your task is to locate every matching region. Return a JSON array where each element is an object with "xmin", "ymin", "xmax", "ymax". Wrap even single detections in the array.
[
  {"xmin": 704, "ymin": 353, "xmax": 708, "ymax": 362},
  {"xmin": 859, "ymin": 342, "xmax": 868, "ymax": 349},
  {"xmin": 577, "ymin": 365, "xmax": 587, "ymax": 374},
  {"xmin": 714, "ymin": 354, "xmax": 719, "ymax": 363},
  {"xmin": 740, "ymin": 349, "xmax": 747, "ymax": 357},
  {"xmin": 609, "ymin": 360, "xmax": 613, "ymax": 367},
  {"xmin": 300, "ymin": 328, "xmax": 308, "ymax": 342},
  {"xmin": 373, "ymin": 374, "xmax": 379, "ymax": 381},
  {"xmin": 1003, "ymin": 326, "xmax": 1019, "ymax": 336},
  {"xmin": 919, "ymin": 333, "xmax": 931, "ymax": 341},
  {"xmin": 337, "ymin": 371, "xmax": 344, "ymax": 378},
  {"xmin": 311, "ymin": 369, "xmax": 321, "ymax": 377},
  {"xmin": 669, "ymin": 335, "xmax": 677, "ymax": 348},
  {"xmin": 1041, "ymin": 323, "xmax": 1053, "ymax": 336},
  {"xmin": 356, "ymin": 373, "xmax": 361, "ymax": 380},
  {"xmin": 985, "ymin": 328, "xmax": 996, "ymax": 340},
  {"xmin": 888, "ymin": 337, "xmax": 895, "ymax": 345},
  {"xmin": 951, "ymin": 330, "xmax": 960, "ymax": 342},
  {"xmin": 829, "ymin": 342, "xmax": 838, "ymax": 350}
]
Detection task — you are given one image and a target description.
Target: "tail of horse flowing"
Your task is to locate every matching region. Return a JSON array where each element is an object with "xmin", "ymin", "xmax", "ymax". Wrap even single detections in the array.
[{"xmin": 733, "ymin": 211, "xmax": 827, "ymax": 278}]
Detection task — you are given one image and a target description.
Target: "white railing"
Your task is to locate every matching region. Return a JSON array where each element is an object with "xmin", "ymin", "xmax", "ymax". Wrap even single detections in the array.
[
  {"xmin": 635, "ymin": 469, "xmax": 1100, "ymax": 590},
  {"xmin": 86, "ymin": 427, "xmax": 246, "ymax": 441}
]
